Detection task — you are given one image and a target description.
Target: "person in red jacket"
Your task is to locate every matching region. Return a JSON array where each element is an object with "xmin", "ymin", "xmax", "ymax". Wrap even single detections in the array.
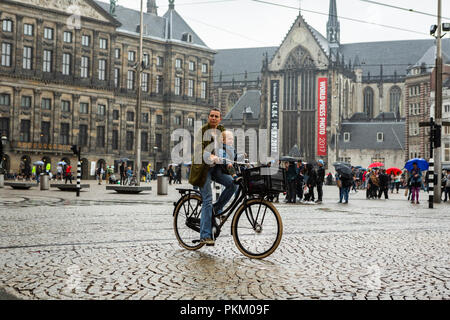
[{"xmin": 65, "ymin": 165, "xmax": 72, "ymax": 184}]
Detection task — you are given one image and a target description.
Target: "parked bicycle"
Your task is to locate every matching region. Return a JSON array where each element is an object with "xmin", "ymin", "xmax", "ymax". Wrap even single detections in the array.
[{"xmin": 173, "ymin": 162, "xmax": 286, "ymax": 259}]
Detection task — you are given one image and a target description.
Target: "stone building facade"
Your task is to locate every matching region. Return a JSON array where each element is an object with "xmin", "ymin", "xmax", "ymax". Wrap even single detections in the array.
[
  {"xmin": 213, "ymin": 1, "xmax": 450, "ymax": 168},
  {"xmin": 0, "ymin": 0, "xmax": 215, "ymax": 178}
]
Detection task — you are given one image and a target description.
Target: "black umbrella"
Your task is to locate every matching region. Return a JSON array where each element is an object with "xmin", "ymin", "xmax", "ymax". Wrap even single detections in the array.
[
  {"xmin": 333, "ymin": 162, "xmax": 352, "ymax": 176},
  {"xmin": 443, "ymin": 165, "xmax": 450, "ymax": 171},
  {"xmin": 280, "ymin": 156, "xmax": 298, "ymax": 162}
]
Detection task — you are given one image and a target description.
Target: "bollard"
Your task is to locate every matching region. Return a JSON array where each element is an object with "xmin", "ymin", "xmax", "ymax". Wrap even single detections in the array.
[
  {"xmin": 76, "ymin": 160, "xmax": 81, "ymax": 197},
  {"xmin": 428, "ymin": 158, "xmax": 434, "ymax": 209}
]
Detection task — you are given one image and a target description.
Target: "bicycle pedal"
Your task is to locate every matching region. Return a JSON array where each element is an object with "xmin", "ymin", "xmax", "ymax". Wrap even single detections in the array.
[{"xmin": 192, "ymin": 239, "xmax": 200, "ymax": 244}]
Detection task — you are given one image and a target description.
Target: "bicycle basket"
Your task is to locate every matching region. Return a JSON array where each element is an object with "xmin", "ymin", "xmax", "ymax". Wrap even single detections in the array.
[{"xmin": 243, "ymin": 166, "xmax": 286, "ymax": 195}]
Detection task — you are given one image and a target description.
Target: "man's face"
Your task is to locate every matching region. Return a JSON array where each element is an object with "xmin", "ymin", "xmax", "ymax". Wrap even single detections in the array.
[{"xmin": 208, "ymin": 110, "xmax": 221, "ymax": 127}]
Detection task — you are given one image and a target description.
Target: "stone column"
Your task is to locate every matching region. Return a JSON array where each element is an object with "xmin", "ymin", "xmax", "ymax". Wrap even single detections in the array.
[
  {"xmin": 12, "ymin": 87, "xmax": 22, "ymax": 144},
  {"xmin": 89, "ymin": 97, "xmax": 98, "ymax": 152},
  {"xmin": 15, "ymin": 15, "xmax": 23, "ymax": 72},
  {"xmin": 72, "ymin": 94, "xmax": 81, "ymax": 146},
  {"xmin": 32, "ymin": 89, "xmax": 42, "ymax": 144},
  {"xmin": 35, "ymin": 19, "xmax": 44, "ymax": 75},
  {"xmin": 106, "ymin": 98, "xmax": 115, "ymax": 154},
  {"xmin": 53, "ymin": 92, "xmax": 62, "ymax": 145}
]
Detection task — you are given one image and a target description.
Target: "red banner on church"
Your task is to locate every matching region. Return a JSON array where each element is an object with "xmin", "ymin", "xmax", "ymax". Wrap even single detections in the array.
[{"xmin": 317, "ymin": 78, "xmax": 328, "ymax": 156}]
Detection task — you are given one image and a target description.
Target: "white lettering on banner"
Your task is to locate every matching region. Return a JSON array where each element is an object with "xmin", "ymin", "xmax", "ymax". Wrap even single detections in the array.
[
  {"xmin": 270, "ymin": 80, "xmax": 279, "ymax": 155},
  {"xmin": 317, "ymin": 78, "xmax": 328, "ymax": 156}
]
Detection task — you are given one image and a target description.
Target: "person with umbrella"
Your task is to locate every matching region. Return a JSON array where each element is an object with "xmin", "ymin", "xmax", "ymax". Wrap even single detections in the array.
[
  {"xmin": 387, "ymin": 168, "xmax": 402, "ymax": 193},
  {"xmin": 408, "ymin": 162, "xmax": 422, "ymax": 204},
  {"xmin": 336, "ymin": 171, "xmax": 352, "ymax": 204}
]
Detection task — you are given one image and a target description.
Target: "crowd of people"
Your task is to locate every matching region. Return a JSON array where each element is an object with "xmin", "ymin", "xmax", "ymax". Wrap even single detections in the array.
[
  {"xmin": 9, "ymin": 161, "xmax": 74, "ymax": 184},
  {"xmin": 277, "ymin": 160, "xmax": 450, "ymax": 205}
]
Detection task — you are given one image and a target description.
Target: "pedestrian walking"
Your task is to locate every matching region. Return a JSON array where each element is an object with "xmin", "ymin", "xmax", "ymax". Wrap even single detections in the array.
[
  {"xmin": 46, "ymin": 162, "xmax": 51, "ymax": 175},
  {"xmin": 176, "ymin": 165, "xmax": 182, "ymax": 184},
  {"xmin": 120, "ymin": 162, "xmax": 126, "ymax": 185},
  {"xmin": 57, "ymin": 164, "xmax": 63, "ymax": 181},
  {"xmin": 96, "ymin": 166, "xmax": 104, "ymax": 185},
  {"xmin": 286, "ymin": 161, "xmax": 297, "ymax": 203},
  {"xmin": 336, "ymin": 172, "xmax": 352, "ymax": 204},
  {"xmin": 443, "ymin": 169, "xmax": 450, "ymax": 202},
  {"xmin": 35, "ymin": 165, "xmax": 41, "ymax": 184},
  {"xmin": 168, "ymin": 165, "xmax": 175, "ymax": 185},
  {"xmin": 378, "ymin": 169, "xmax": 389, "ymax": 199},
  {"xmin": 315, "ymin": 160, "xmax": 325, "ymax": 203},
  {"xmin": 65, "ymin": 165, "xmax": 73, "ymax": 184},
  {"xmin": 126, "ymin": 166, "xmax": 133, "ymax": 185},
  {"xmin": 409, "ymin": 162, "xmax": 422, "ymax": 204}
]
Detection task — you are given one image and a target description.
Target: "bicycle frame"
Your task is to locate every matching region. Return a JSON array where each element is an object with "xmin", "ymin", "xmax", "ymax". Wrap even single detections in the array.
[{"xmin": 174, "ymin": 162, "xmax": 277, "ymax": 236}]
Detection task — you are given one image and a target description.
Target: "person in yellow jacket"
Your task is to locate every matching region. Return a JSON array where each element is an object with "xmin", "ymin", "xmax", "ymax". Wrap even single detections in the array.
[{"xmin": 46, "ymin": 162, "xmax": 51, "ymax": 174}]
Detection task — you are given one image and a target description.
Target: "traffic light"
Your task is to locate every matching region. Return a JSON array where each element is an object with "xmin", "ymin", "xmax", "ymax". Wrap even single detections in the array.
[
  {"xmin": 433, "ymin": 124, "xmax": 441, "ymax": 149},
  {"xmin": 71, "ymin": 145, "xmax": 79, "ymax": 156}
]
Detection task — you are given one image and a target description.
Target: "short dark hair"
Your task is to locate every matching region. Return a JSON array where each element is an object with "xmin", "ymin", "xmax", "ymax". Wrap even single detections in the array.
[{"xmin": 209, "ymin": 107, "xmax": 221, "ymax": 115}]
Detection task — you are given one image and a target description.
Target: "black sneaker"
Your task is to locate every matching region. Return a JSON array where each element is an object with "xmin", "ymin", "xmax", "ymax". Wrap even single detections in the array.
[{"xmin": 200, "ymin": 238, "xmax": 215, "ymax": 246}]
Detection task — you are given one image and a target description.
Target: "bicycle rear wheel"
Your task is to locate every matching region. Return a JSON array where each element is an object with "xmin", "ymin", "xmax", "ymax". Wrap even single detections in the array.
[
  {"xmin": 173, "ymin": 194, "xmax": 204, "ymax": 250},
  {"xmin": 231, "ymin": 198, "xmax": 282, "ymax": 259}
]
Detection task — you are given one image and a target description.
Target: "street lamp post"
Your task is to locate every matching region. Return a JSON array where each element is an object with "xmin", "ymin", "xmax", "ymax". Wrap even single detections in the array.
[
  {"xmin": 134, "ymin": 0, "xmax": 144, "ymax": 186},
  {"xmin": 0, "ymin": 135, "xmax": 7, "ymax": 172},
  {"xmin": 0, "ymin": 135, "xmax": 7, "ymax": 187},
  {"xmin": 153, "ymin": 146, "xmax": 159, "ymax": 173}
]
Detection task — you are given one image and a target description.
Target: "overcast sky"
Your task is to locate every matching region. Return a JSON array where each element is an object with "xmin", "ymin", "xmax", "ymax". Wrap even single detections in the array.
[{"xmin": 120, "ymin": 0, "xmax": 450, "ymax": 49}]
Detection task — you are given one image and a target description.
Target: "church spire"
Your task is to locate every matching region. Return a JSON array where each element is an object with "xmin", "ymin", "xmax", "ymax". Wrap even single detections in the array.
[
  {"xmin": 147, "ymin": 0, "xmax": 158, "ymax": 15},
  {"xmin": 327, "ymin": 0, "xmax": 340, "ymax": 44}
]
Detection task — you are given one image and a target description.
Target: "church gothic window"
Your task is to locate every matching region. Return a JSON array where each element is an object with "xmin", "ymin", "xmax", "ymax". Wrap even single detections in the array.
[
  {"xmin": 284, "ymin": 46, "xmax": 314, "ymax": 70},
  {"xmin": 389, "ymin": 86, "xmax": 401, "ymax": 115},
  {"xmin": 363, "ymin": 87, "xmax": 374, "ymax": 118}
]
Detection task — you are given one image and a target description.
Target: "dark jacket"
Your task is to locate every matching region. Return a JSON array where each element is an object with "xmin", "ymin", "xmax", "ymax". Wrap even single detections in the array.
[
  {"xmin": 316, "ymin": 166, "xmax": 325, "ymax": 185},
  {"xmin": 286, "ymin": 163, "xmax": 297, "ymax": 182},
  {"xmin": 306, "ymin": 164, "xmax": 317, "ymax": 187},
  {"xmin": 340, "ymin": 174, "xmax": 353, "ymax": 188},
  {"xmin": 378, "ymin": 172, "xmax": 389, "ymax": 187}
]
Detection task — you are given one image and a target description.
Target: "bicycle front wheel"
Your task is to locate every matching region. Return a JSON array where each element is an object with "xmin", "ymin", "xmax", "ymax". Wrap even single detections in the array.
[
  {"xmin": 231, "ymin": 198, "xmax": 283, "ymax": 259},
  {"xmin": 173, "ymin": 194, "xmax": 204, "ymax": 251}
]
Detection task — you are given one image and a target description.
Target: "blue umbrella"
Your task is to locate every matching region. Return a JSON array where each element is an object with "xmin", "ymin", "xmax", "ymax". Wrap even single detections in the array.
[{"xmin": 404, "ymin": 158, "xmax": 429, "ymax": 172}]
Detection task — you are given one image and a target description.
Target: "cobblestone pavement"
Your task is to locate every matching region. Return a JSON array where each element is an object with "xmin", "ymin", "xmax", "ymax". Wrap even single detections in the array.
[{"xmin": 0, "ymin": 181, "xmax": 449, "ymax": 300}]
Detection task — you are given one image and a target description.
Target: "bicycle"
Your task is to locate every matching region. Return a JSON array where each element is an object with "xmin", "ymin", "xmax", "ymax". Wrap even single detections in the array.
[{"xmin": 173, "ymin": 162, "xmax": 285, "ymax": 259}]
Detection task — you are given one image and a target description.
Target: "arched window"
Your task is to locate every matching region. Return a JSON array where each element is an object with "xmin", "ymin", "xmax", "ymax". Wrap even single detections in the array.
[
  {"xmin": 389, "ymin": 86, "xmax": 401, "ymax": 114},
  {"xmin": 363, "ymin": 87, "xmax": 374, "ymax": 118},
  {"xmin": 344, "ymin": 81, "xmax": 349, "ymax": 118}
]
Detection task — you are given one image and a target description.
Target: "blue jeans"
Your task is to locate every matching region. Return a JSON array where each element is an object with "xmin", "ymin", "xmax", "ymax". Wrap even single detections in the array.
[
  {"xmin": 339, "ymin": 187, "xmax": 349, "ymax": 202},
  {"xmin": 199, "ymin": 166, "xmax": 237, "ymax": 240}
]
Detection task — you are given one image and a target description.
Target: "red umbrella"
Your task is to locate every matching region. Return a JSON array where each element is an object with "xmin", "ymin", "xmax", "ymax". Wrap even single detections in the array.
[
  {"xmin": 386, "ymin": 167, "xmax": 402, "ymax": 175},
  {"xmin": 368, "ymin": 162, "xmax": 384, "ymax": 168}
]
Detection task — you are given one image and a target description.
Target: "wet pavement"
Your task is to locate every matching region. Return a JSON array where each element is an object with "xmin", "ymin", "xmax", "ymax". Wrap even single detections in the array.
[{"xmin": 0, "ymin": 181, "xmax": 449, "ymax": 300}]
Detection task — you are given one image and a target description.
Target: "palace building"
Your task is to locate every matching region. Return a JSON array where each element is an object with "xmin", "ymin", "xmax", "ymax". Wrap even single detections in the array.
[{"xmin": 0, "ymin": 0, "xmax": 214, "ymax": 178}]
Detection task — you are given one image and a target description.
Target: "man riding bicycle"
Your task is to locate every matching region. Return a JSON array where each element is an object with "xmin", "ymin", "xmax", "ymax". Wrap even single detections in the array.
[{"xmin": 188, "ymin": 108, "xmax": 237, "ymax": 246}]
